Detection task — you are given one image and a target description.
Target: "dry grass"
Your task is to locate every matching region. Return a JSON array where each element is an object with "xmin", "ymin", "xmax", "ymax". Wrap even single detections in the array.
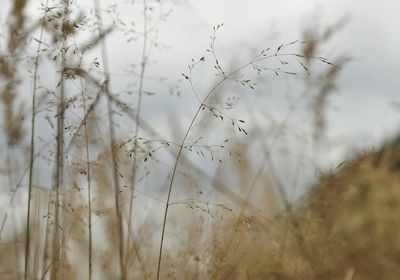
[
  {"xmin": 209, "ymin": 137, "xmax": 400, "ymax": 280},
  {"xmin": 0, "ymin": 1, "xmax": 398, "ymax": 279}
]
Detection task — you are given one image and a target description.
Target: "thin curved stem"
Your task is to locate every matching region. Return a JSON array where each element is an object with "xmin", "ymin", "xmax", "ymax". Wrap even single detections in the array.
[
  {"xmin": 74, "ymin": 53, "xmax": 93, "ymax": 279},
  {"xmin": 125, "ymin": 0, "xmax": 148, "ymax": 277},
  {"xmin": 155, "ymin": 48, "xmax": 312, "ymax": 278},
  {"xmin": 50, "ymin": 2, "xmax": 68, "ymax": 277},
  {"xmin": 93, "ymin": 0, "xmax": 125, "ymax": 276},
  {"xmin": 25, "ymin": 2, "xmax": 48, "ymax": 279},
  {"xmin": 156, "ymin": 76, "xmax": 226, "ymax": 279}
]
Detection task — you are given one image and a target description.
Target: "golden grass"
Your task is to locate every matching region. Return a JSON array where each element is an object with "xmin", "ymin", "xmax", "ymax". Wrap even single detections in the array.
[{"xmin": 209, "ymin": 139, "xmax": 400, "ymax": 280}]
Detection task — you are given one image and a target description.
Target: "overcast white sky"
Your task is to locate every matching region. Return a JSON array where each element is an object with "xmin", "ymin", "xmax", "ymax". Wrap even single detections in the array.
[
  {"xmin": 97, "ymin": 0, "xmax": 400, "ymax": 145},
  {"xmin": 1, "ymin": 0, "xmax": 399, "ymax": 197},
  {"xmin": 99, "ymin": 0, "xmax": 400, "ymax": 163}
]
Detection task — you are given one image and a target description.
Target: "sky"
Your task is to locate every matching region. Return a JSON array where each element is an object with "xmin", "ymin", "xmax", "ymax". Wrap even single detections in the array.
[
  {"xmin": 91, "ymin": 0, "xmax": 400, "ymax": 151},
  {"xmin": 1, "ymin": 0, "xmax": 399, "ymax": 199},
  {"xmin": 95, "ymin": 0, "xmax": 400, "ymax": 180}
]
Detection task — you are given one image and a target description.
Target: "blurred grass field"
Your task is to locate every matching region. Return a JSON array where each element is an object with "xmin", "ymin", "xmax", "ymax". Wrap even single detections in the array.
[{"xmin": 0, "ymin": 1, "xmax": 399, "ymax": 279}]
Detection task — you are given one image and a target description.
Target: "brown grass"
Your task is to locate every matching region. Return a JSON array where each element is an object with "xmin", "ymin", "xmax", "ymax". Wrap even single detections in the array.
[{"xmin": 206, "ymin": 137, "xmax": 400, "ymax": 280}]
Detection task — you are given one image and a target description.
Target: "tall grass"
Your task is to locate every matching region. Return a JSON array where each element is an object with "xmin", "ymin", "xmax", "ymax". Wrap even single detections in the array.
[{"xmin": 0, "ymin": 1, "xmax": 399, "ymax": 279}]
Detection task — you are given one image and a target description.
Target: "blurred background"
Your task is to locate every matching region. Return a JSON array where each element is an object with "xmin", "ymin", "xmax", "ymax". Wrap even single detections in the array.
[{"xmin": 0, "ymin": 0, "xmax": 399, "ymax": 278}]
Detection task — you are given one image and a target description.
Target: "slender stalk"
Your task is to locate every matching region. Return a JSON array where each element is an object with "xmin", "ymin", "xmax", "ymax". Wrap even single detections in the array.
[
  {"xmin": 155, "ymin": 49, "xmax": 313, "ymax": 278},
  {"xmin": 156, "ymin": 76, "xmax": 226, "ymax": 280},
  {"xmin": 51, "ymin": 2, "xmax": 69, "ymax": 278},
  {"xmin": 77, "ymin": 73, "xmax": 93, "ymax": 279},
  {"xmin": 6, "ymin": 147, "xmax": 14, "ymax": 191},
  {"xmin": 50, "ymin": 67, "xmax": 64, "ymax": 280},
  {"xmin": 156, "ymin": 51, "xmax": 262, "ymax": 279},
  {"xmin": 71, "ymin": 27, "xmax": 94, "ymax": 278},
  {"xmin": 124, "ymin": 0, "xmax": 148, "ymax": 277},
  {"xmin": 84, "ymin": 92, "xmax": 93, "ymax": 280},
  {"xmin": 33, "ymin": 192, "xmax": 42, "ymax": 278},
  {"xmin": 41, "ymin": 190, "xmax": 53, "ymax": 277},
  {"xmin": 50, "ymin": 50, "xmax": 65, "ymax": 280},
  {"xmin": 93, "ymin": 0, "xmax": 124, "ymax": 276},
  {"xmin": 25, "ymin": 3, "xmax": 48, "ymax": 278}
]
